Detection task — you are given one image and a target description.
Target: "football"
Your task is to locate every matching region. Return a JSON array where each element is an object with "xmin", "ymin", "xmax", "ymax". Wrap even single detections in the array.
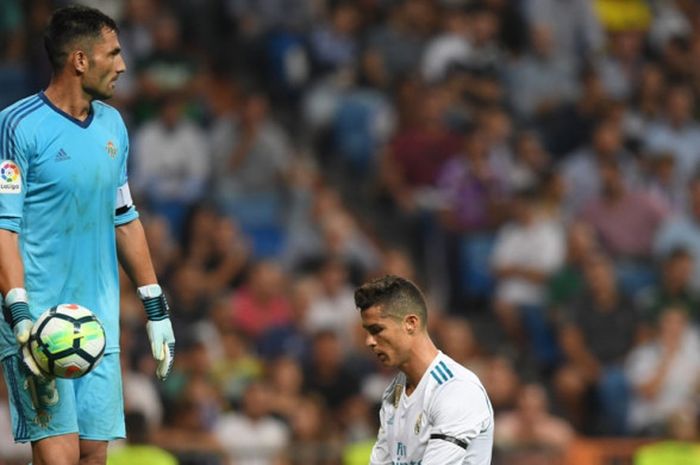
[{"xmin": 28, "ymin": 304, "xmax": 106, "ymax": 378}]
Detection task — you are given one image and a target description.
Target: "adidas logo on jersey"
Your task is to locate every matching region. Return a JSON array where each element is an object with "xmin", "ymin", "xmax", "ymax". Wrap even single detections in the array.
[{"xmin": 55, "ymin": 149, "xmax": 70, "ymax": 162}]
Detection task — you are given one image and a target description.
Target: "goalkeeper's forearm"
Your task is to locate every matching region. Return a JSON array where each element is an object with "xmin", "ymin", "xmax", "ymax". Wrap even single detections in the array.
[
  {"xmin": 0, "ymin": 229, "xmax": 32, "ymax": 344},
  {"xmin": 115, "ymin": 219, "xmax": 158, "ymax": 287},
  {"xmin": 0, "ymin": 229, "xmax": 26, "ymax": 295}
]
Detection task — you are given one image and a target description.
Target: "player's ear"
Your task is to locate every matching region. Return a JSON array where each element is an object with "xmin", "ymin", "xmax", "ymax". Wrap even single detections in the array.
[
  {"xmin": 404, "ymin": 314, "xmax": 419, "ymax": 335},
  {"xmin": 72, "ymin": 50, "xmax": 89, "ymax": 74}
]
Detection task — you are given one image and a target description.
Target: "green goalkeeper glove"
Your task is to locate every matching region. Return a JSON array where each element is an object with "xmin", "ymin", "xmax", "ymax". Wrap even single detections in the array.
[
  {"xmin": 138, "ymin": 284, "xmax": 175, "ymax": 381},
  {"xmin": 3, "ymin": 288, "xmax": 32, "ymax": 345},
  {"xmin": 3, "ymin": 288, "xmax": 42, "ymax": 377},
  {"xmin": 2, "ymin": 289, "xmax": 58, "ymax": 407}
]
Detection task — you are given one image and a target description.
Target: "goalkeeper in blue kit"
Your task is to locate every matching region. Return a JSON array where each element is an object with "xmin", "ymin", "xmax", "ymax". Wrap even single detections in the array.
[{"xmin": 0, "ymin": 5, "xmax": 175, "ymax": 465}]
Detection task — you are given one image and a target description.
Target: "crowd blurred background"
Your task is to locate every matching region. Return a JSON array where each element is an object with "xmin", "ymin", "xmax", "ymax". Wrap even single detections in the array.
[{"xmin": 2, "ymin": 0, "xmax": 700, "ymax": 464}]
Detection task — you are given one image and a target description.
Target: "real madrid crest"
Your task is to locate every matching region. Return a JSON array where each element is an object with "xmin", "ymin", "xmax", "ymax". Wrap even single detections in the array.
[{"xmin": 414, "ymin": 413, "xmax": 423, "ymax": 435}]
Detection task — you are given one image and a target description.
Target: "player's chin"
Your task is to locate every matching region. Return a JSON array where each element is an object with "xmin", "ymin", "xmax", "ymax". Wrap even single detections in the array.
[
  {"xmin": 376, "ymin": 352, "xmax": 393, "ymax": 366},
  {"xmin": 92, "ymin": 85, "xmax": 115, "ymax": 100},
  {"xmin": 88, "ymin": 91, "xmax": 113, "ymax": 101}
]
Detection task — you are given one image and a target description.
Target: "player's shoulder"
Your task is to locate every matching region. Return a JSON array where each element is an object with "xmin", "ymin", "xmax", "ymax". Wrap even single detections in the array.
[
  {"xmin": 428, "ymin": 353, "xmax": 487, "ymax": 392},
  {"xmin": 92, "ymin": 100, "xmax": 125, "ymax": 122},
  {"xmin": 92, "ymin": 100, "xmax": 128, "ymax": 138},
  {"xmin": 0, "ymin": 93, "xmax": 41, "ymax": 115},
  {"xmin": 0, "ymin": 93, "xmax": 48, "ymax": 129},
  {"xmin": 426, "ymin": 354, "xmax": 492, "ymax": 413}
]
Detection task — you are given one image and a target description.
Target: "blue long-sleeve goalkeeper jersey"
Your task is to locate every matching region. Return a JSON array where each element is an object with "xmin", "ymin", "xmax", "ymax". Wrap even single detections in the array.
[{"xmin": 0, "ymin": 92, "xmax": 138, "ymax": 359}]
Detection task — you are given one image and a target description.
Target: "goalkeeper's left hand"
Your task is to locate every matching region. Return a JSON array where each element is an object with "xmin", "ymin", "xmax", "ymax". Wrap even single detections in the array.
[{"xmin": 138, "ymin": 284, "xmax": 175, "ymax": 381}]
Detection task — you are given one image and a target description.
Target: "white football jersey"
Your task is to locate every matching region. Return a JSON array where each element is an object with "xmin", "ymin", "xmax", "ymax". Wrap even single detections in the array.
[{"xmin": 370, "ymin": 352, "xmax": 493, "ymax": 465}]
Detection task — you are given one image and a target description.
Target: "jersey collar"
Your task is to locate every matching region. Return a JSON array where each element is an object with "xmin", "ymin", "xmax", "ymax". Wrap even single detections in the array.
[{"xmin": 39, "ymin": 91, "xmax": 95, "ymax": 129}]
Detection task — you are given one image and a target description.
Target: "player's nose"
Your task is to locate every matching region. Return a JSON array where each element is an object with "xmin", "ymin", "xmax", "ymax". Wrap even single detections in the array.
[
  {"xmin": 116, "ymin": 55, "xmax": 126, "ymax": 74},
  {"xmin": 365, "ymin": 333, "xmax": 376, "ymax": 348}
]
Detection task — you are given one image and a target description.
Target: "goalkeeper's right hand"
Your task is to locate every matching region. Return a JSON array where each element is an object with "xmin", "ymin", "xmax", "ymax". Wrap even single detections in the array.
[
  {"xmin": 2, "ymin": 289, "xmax": 58, "ymax": 408},
  {"xmin": 3, "ymin": 289, "xmax": 50, "ymax": 380},
  {"xmin": 3, "ymin": 288, "xmax": 32, "ymax": 345}
]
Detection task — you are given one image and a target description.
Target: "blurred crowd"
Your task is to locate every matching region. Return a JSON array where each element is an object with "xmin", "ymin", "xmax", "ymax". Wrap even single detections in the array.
[{"xmin": 3, "ymin": 0, "xmax": 700, "ymax": 464}]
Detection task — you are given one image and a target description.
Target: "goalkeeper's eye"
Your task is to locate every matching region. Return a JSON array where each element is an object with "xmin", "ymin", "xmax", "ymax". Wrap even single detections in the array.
[{"xmin": 366, "ymin": 325, "xmax": 384, "ymax": 336}]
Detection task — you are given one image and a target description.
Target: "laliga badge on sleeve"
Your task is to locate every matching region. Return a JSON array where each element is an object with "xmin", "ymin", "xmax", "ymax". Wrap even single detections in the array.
[{"xmin": 0, "ymin": 160, "xmax": 21, "ymax": 194}]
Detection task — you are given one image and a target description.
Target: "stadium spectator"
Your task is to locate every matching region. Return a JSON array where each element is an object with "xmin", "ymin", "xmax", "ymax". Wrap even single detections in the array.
[
  {"xmin": 578, "ymin": 158, "xmax": 668, "ymax": 294},
  {"xmin": 303, "ymin": 330, "xmax": 361, "ymax": 413},
  {"xmin": 559, "ymin": 118, "xmax": 640, "ymax": 216},
  {"xmin": 435, "ymin": 316, "xmax": 489, "ymax": 377},
  {"xmin": 506, "ymin": 24, "xmax": 578, "ymax": 122},
  {"xmin": 554, "ymin": 254, "xmax": 640, "ymax": 435},
  {"xmin": 209, "ymin": 89, "xmax": 294, "ymax": 238},
  {"xmin": 643, "ymin": 83, "xmax": 700, "ymax": 188},
  {"xmin": 362, "ymin": 0, "xmax": 434, "ymax": 88},
  {"xmin": 523, "ymin": 0, "xmax": 604, "ymax": 64},
  {"xmin": 214, "ymin": 380, "xmax": 289, "ymax": 465},
  {"xmin": 420, "ymin": 4, "xmax": 472, "ymax": 84},
  {"xmin": 495, "ymin": 383, "xmax": 575, "ymax": 456},
  {"xmin": 539, "ymin": 67, "xmax": 610, "ymax": 157},
  {"xmin": 635, "ymin": 248, "xmax": 700, "ymax": 328},
  {"xmin": 655, "ymin": 174, "xmax": 700, "ymax": 293},
  {"xmin": 284, "ymin": 394, "xmax": 343, "ymax": 465},
  {"xmin": 210, "ymin": 329, "xmax": 264, "ymax": 407},
  {"xmin": 305, "ymin": 256, "xmax": 359, "ymax": 349},
  {"xmin": 308, "ymin": 1, "xmax": 361, "ymax": 78},
  {"xmin": 481, "ymin": 355, "xmax": 522, "ymax": 415},
  {"xmin": 597, "ymin": 29, "xmax": 647, "ymax": 101},
  {"xmin": 491, "ymin": 187, "xmax": 565, "ymax": 368},
  {"xmin": 548, "ymin": 221, "xmax": 601, "ymax": 312},
  {"xmin": 257, "ymin": 277, "xmax": 317, "ymax": 363},
  {"xmin": 625, "ymin": 307, "xmax": 700, "ymax": 435},
  {"xmin": 230, "ymin": 261, "xmax": 292, "ymax": 339},
  {"xmin": 266, "ymin": 356, "xmax": 306, "ymax": 422},
  {"xmin": 131, "ymin": 92, "xmax": 210, "ymax": 234}
]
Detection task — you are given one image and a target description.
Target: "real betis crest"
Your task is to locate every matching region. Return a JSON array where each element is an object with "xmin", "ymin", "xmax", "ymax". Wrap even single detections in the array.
[{"xmin": 106, "ymin": 141, "xmax": 117, "ymax": 158}]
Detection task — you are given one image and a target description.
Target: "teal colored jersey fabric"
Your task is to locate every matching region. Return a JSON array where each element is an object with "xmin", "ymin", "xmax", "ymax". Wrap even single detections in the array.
[{"xmin": 0, "ymin": 92, "xmax": 138, "ymax": 359}]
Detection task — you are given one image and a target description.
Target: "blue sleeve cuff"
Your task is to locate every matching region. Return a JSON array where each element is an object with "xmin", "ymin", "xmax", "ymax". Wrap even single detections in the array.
[
  {"xmin": 0, "ymin": 219, "xmax": 21, "ymax": 233},
  {"xmin": 114, "ymin": 206, "xmax": 139, "ymax": 226}
]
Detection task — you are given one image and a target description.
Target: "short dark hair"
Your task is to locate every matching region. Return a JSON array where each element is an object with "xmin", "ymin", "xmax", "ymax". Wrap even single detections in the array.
[
  {"xmin": 44, "ymin": 5, "xmax": 118, "ymax": 71},
  {"xmin": 354, "ymin": 275, "xmax": 428, "ymax": 326}
]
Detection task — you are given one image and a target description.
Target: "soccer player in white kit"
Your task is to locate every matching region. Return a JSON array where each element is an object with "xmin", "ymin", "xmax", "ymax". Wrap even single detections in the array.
[{"xmin": 356, "ymin": 275, "xmax": 493, "ymax": 465}]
